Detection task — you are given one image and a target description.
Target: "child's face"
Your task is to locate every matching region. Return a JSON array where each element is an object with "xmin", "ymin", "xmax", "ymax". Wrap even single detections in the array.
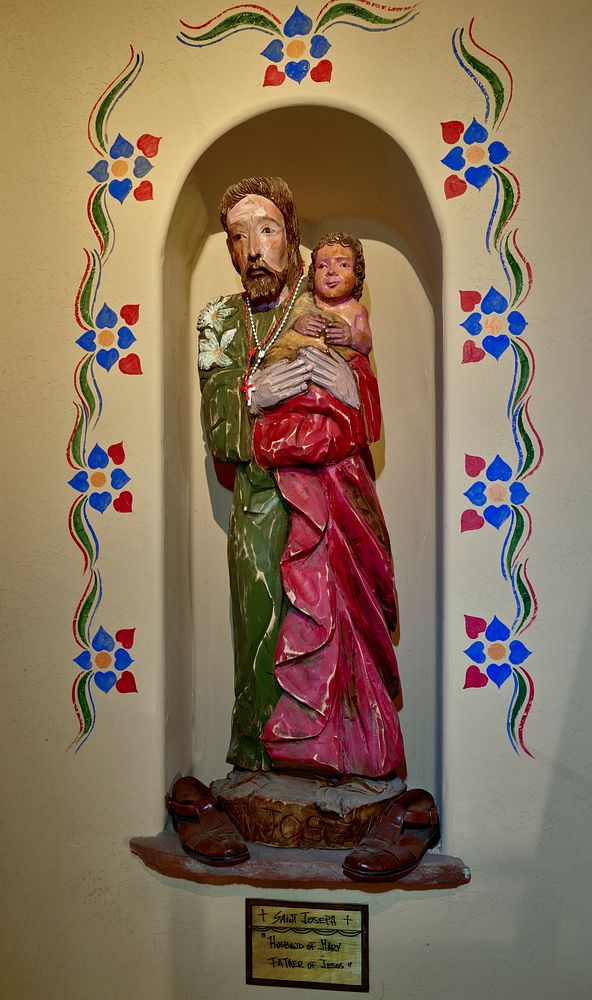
[{"xmin": 313, "ymin": 243, "xmax": 356, "ymax": 302}]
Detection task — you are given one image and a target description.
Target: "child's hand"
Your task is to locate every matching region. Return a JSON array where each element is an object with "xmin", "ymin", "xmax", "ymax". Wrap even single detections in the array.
[
  {"xmin": 292, "ymin": 313, "xmax": 327, "ymax": 338},
  {"xmin": 324, "ymin": 316, "xmax": 352, "ymax": 347}
]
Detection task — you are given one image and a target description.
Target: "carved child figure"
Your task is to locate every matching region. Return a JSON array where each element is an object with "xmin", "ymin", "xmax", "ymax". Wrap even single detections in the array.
[{"xmin": 263, "ymin": 232, "xmax": 372, "ymax": 367}]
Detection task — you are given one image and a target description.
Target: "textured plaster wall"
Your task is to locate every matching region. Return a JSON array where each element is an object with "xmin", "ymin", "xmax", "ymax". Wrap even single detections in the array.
[{"xmin": 2, "ymin": 1, "xmax": 591, "ymax": 998}]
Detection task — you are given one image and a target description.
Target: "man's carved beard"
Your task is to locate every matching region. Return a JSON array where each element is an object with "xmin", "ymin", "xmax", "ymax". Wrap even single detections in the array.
[{"xmin": 242, "ymin": 260, "xmax": 288, "ymax": 306}]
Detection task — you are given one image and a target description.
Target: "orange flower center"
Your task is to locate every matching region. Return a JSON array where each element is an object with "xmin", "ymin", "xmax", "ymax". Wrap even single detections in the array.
[
  {"xmin": 111, "ymin": 159, "xmax": 128, "ymax": 177},
  {"xmin": 487, "ymin": 642, "xmax": 506, "ymax": 661},
  {"xmin": 90, "ymin": 471, "xmax": 107, "ymax": 487},
  {"xmin": 95, "ymin": 651, "xmax": 113, "ymax": 669},
  {"xmin": 484, "ymin": 316, "xmax": 503, "ymax": 334},
  {"xmin": 286, "ymin": 40, "xmax": 306, "ymax": 57},
  {"xmin": 466, "ymin": 145, "xmax": 486, "ymax": 164},
  {"xmin": 487, "ymin": 483, "xmax": 508, "ymax": 502}
]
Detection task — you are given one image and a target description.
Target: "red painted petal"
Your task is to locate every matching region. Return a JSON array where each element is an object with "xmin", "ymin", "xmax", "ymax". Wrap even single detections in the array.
[
  {"xmin": 441, "ymin": 120, "xmax": 465, "ymax": 144},
  {"xmin": 463, "ymin": 665, "xmax": 488, "ymax": 689},
  {"xmin": 263, "ymin": 65, "xmax": 286, "ymax": 87},
  {"xmin": 134, "ymin": 180, "xmax": 153, "ymax": 202},
  {"xmin": 118, "ymin": 353, "xmax": 143, "ymax": 375},
  {"xmin": 459, "ymin": 290, "xmax": 482, "ymax": 312},
  {"xmin": 113, "ymin": 490, "xmax": 133, "ymax": 513},
  {"xmin": 136, "ymin": 133, "xmax": 161, "ymax": 158},
  {"xmin": 107, "ymin": 441, "xmax": 126, "ymax": 465},
  {"xmin": 465, "ymin": 453, "xmax": 486, "ymax": 477},
  {"xmin": 444, "ymin": 175, "xmax": 467, "ymax": 199},
  {"xmin": 461, "ymin": 509, "xmax": 484, "ymax": 532},
  {"xmin": 116, "ymin": 670, "xmax": 137, "ymax": 693},
  {"xmin": 120, "ymin": 304, "xmax": 140, "ymax": 325},
  {"xmin": 462, "ymin": 340, "xmax": 486, "ymax": 364},
  {"xmin": 310, "ymin": 59, "xmax": 332, "ymax": 83},
  {"xmin": 464, "ymin": 615, "xmax": 487, "ymax": 639},
  {"xmin": 115, "ymin": 627, "xmax": 135, "ymax": 649}
]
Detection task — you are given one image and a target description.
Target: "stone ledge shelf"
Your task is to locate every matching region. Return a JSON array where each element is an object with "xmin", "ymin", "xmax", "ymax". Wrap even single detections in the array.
[{"xmin": 130, "ymin": 832, "xmax": 470, "ymax": 893}]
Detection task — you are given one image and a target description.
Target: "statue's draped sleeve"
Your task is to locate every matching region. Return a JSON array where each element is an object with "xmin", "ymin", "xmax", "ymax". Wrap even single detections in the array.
[
  {"xmin": 252, "ymin": 355, "xmax": 382, "ymax": 468},
  {"xmin": 199, "ymin": 368, "xmax": 253, "ymax": 463}
]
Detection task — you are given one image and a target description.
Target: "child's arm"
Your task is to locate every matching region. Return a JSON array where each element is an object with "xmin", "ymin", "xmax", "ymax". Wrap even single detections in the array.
[{"xmin": 325, "ymin": 305, "xmax": 373, "ymax": 356}]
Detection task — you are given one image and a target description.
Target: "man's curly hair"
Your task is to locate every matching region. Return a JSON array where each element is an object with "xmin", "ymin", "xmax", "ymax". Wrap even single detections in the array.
[
  {"xmin": 219, "ymin": 176, "xmax": 303, "ymax": 285},
  {"xmin": 307, "ymin": 233, "xmax": 365, "ymax": 301}
]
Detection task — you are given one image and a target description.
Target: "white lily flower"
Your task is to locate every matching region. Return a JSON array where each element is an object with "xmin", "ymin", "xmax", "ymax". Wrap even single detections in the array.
[
  {"xmin": 198, "ymin": 327, "xmax": 237, "ymax": 370},
  {"xmin": 197, "ymin": 296, "xmax": 236, "ymax": 334}
]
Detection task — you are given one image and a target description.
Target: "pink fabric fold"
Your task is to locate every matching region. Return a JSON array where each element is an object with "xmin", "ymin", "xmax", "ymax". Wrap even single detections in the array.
[{"xmin": 253, "ymin": 359, "xmax": 404, "ymax": 777}]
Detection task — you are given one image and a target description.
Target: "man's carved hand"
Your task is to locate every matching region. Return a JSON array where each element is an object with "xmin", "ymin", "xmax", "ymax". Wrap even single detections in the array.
[
  {"xmin": 299, "ymin": 347, "xmax": 360, "ymax": 409},
  {"xmin": 249, "ymin": 357, "xmax": 312, "ymax": 413}
]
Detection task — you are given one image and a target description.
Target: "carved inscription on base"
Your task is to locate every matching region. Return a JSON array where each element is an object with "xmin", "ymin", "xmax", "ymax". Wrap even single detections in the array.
[
  {"xmin": 213, "ymin": 770, "xmax": 405, "ymax": 849},
  {"xmin": 226, "ymin": 795, "xmax": 387, "ymax": 848}
]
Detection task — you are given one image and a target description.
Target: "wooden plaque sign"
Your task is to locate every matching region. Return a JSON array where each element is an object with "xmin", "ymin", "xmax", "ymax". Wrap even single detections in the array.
[{"xmin": 246, "ymin": 898, "xmax": 369, "ymax": 992}]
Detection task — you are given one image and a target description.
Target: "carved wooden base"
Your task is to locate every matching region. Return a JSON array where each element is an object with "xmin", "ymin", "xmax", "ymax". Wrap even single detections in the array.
[
  {"xmin": 130, "ymin": 832, "xmax": 471, "ymax": 892},
  {"xmin": 211, "ymin": 769, "xmax": 406, "ymax": 849}
]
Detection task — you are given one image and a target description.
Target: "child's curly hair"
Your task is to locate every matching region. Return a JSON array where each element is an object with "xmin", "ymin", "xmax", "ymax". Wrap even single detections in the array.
[{"xmin": 307, "ymin": 233, "xmax": 365, "ymax": 300}]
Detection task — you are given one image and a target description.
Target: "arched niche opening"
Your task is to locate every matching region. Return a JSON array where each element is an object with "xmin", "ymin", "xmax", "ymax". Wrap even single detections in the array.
[{"xmin": 163, "ymin": 104, "xmax": 443, "ymax": 803}]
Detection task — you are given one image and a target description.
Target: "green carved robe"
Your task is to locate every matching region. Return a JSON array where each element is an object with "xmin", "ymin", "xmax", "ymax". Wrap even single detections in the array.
[{"xmin": 197, "ymin": 293, "xmax": 290, "ymax": 770}]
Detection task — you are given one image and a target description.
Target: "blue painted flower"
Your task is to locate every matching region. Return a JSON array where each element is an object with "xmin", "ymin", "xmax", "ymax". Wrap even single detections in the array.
[
  {"xmin": 463, "ymin": 454, "xmax": 529, "ymax": 530},
  {"xmin": 88, "ymin": 133, "xmax": 160, "ymax": 203},
  {"xmin": 76, "ymin": 302, "xmax": 142, "ymax": 374},
  {"xmin": 73, "ymin": 625, "xmax": 136, "ymax": 694},
  {"xmin": 68, "ymin": 441, "xmax": 132, "ymax": 513},
  {"xmin": 261, "ymin": 6, "xmax": 331, "ymax": 85},
  {"xmin": 463, "ymin": 614, "xmax": 531, "ymax": 688},
  {"xmin": 459, "ymin": 286, "xmax": 527, "ymax": 361},
  {"xmin": 441, "ymin": 118, "xmax": 510, "ymax": 195}
]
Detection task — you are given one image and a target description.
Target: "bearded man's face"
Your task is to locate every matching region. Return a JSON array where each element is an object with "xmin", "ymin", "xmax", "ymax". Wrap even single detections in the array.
[{"xmin": 226, "ymin": 194, "xmax": 288, "ymax": 305}]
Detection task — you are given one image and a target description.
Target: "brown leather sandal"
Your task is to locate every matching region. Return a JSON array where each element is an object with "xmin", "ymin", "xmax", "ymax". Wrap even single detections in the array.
[
  {"xmin": 342, "ymin": 789, "xmax": 440, "ymax": 881},
  {"xmin": 166, "ymin": 776, "xmax": 249, "ymax": 866}
]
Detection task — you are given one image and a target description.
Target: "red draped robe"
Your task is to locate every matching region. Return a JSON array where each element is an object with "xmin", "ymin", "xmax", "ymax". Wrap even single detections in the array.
[{"xmin": 252, "ymin": 356, "xmax": 405, "ymax": 778}]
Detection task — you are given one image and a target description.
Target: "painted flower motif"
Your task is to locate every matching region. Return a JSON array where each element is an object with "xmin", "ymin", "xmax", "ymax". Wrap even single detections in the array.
[
  {"xmin": 440, "ymin": 118, "xmax": 510, "ymax": 199},
  {"xmin": 178, "ymin": 1, "xmax": 416, "ymax": 82},
  {"xmin": 198, "ymin": 329, "xmax": 236, "ymax": 370},
  {"xmin": 68, "ymin": 441, "xmax": 133, "ymax": 514},
  {"xmin": 88, "ymin": 132, "xmax": 161, "ymax": 203},
  {"xmin": 461, "ymin": 453, "xmax": 528, "ymax": 532},
  {"xmin": 463, "ymin": 614, "xmax": 531, "ymax": 689},
  {"xmin": 197, "ymin": 296, "xmax": 237, "ymax": 334},
  {"xmin": 260, "ymin": 6, "xmax": 332, "ymax": 86},
  {"xmin": 459, "ymin": 286, "xmax": 527, "ymax": 364},
  {"xmin": 76, "ymin": 302, "xmax": 142, "ymax": 374},
  {"xmin": 74, "ymin": 625, "xmax": 137, "ymax": 694}
]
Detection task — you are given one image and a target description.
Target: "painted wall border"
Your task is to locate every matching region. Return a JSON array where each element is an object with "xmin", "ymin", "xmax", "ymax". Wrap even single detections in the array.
[
  {"xmin": 68, "ymin": 47, "xmax": 162, "ymax": 749},
  {"xmin": 176, "ymin": 2, "xmax": 421, "ymax": 86},
  {"xmin": 441, "ymin": 18, "xmax": 542, "ymax": 754}
]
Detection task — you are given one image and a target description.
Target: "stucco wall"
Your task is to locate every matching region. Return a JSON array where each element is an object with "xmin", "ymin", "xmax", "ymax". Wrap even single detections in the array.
[{"xmin": 2, "ymin": 1, "xmax": 591, "ymax": 997}]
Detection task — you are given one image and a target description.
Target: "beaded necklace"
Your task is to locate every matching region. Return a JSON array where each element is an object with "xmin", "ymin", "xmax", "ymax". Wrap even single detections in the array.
[{"xmin": 241, "ymin": 267, "xmax": 305, "ymax": 406}]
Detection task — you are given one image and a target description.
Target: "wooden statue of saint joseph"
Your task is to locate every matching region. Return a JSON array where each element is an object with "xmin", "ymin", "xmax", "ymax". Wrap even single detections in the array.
[{"xmin": 197, "ymin": 176, "xmax": 404, "ymax": 780}]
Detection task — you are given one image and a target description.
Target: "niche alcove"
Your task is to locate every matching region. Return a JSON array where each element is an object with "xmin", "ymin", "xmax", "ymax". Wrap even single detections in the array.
[{"xmin": 162, "ymin": 104, "xmax": 443, "ymax": 825}]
